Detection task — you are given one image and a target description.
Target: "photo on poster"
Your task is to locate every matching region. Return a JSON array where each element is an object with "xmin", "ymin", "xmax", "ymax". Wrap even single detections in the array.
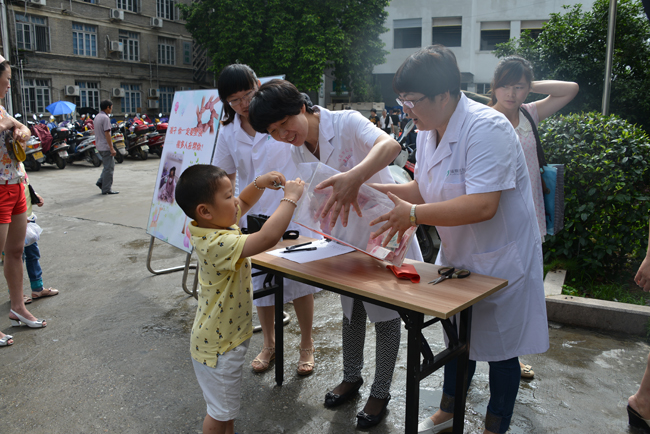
[{"xmin": 157, "ymin": 153, "xmax": 183, "ymax": 204}]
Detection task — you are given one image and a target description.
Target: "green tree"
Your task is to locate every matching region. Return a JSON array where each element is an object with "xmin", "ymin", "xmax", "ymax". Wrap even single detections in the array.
[
  {"xmin": 179, "ymin": 0, "xmax": 389, "ymax": 98},
  {"xmin": 494, "ymin": 0, "xmax": 650, "ymax": 131}
]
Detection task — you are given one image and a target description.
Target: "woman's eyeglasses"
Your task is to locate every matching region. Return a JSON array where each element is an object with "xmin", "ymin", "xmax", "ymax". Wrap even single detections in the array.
[
  {"xmin": 396, "ymin": 95, "xmax": 427, "ymax": 109},
  {"xmin": 228, "ymin": 89, "xmax": 255, "ymax": 108}
]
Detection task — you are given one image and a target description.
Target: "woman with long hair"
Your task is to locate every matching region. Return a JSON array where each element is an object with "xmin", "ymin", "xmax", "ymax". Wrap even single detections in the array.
[{"xmin": 212, "ymin": 64, "xmax": 320, "ymax": 376}]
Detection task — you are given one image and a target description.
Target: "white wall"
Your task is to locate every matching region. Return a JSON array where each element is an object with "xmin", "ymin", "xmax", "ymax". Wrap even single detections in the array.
[{"xmin": 374, "ymin": 0, "xmax": 592, "ymax": 87}]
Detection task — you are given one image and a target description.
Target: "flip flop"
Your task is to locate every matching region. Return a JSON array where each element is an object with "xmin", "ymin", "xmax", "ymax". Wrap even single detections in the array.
[
  {"xmin": 23, "ymin": 294, "xmax": 32, "ymax": 304},
  {"xmin": 32, "ymin": 288, "xmax": 59, "ymax": 300}
]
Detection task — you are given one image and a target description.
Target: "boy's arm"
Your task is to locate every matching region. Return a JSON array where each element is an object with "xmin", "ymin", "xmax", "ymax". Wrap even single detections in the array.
[
  {"xmin": 238, "ymin": 171, "xmax": 285, "ymax": 216},
  {"xmin": 241, "ymin": 179, "xmax": 304, "ymax": 258}
]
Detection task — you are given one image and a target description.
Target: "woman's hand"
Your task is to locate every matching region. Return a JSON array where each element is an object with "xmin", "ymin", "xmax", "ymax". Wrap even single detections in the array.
[
  {"xmin": 35, "ymin": 193, "xmax": 44, "ymax": 207},
  {"xmin": 369, "ymin": 192, "xmax": 413, "ymax": 247},
  {"xmin": 284, "ymin": 178, "xmax": 304, "ymax": 202},
  {"xmin": 636, "ymin": 255, "xmax": 650, "ymax": 292},
  {"xmin": 12, "ymin": 122, "xmax": 30, "ymax": 149},
  {"xmin": 258, "ymin": 171, "xmax": 286, "ymax": 190},
  {"xmin": 315, "ymin": 171, "xmax": 364, "ymax": 228}
]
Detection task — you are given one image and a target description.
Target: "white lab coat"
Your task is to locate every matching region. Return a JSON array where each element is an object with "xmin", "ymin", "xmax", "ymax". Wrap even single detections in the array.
[
  {"xmin": 414, "ymin": 94, "xmax": 549, "ymax": 362},
  {"xmin": 213, "ymin": 113, "xmax": 321, "ymax": 306},
  {"xmin": 292, "ymin": 106, "xmax": 424, "ymax": 322}
]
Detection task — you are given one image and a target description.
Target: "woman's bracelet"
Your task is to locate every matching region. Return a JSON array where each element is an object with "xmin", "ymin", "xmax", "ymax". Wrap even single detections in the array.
[
  {"xmin": 281, "ymin": 198, "xmax": 298, "ymax": 207},
  {"xmin": 253, "ymin": 175, "xmax": 265, "ymax": 191}
]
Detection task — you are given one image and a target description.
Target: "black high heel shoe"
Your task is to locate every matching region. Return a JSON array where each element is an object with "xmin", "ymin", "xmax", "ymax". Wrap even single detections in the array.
[
  {"xmin": 356, "ymin": 394, "xmax": 391, "ymax": 429},
  {"xmin": 628, "ymin": 405, "xmax": 650, "ymax": 433},
  {"xmin": 324, "ymin": 378, "xmax": 363, "ymax": 408}
]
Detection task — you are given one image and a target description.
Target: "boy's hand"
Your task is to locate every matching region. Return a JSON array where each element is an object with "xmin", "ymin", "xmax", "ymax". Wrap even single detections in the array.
[
  {"xmin": 259, "ymin": 171, "xmax": 286, "ymax": 190},
  {"xmin": 284, "ymin": 178, "xmax": 305, "ymax": 202}
]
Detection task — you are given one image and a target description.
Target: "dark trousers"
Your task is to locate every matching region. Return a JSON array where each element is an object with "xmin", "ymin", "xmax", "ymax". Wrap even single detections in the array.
[{"xmin": 97, "ymin": 151, "xmax": 115, "ymax": 193}]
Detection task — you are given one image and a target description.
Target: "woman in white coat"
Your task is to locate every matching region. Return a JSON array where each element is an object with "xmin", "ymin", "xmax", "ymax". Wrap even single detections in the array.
[
  {"xmin": 369, "ymin": 46, "xmax": 549, "ymax": 434},
  {"xmin": 212, "ymin": 64, "xmax": 320, "ymax": 376},
  {"xmin": 248, "ymin": 79, "xmax": 423, "ymax": 429}
]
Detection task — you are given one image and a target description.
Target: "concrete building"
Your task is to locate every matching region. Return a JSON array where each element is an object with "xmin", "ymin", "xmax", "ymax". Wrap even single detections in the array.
[
  {"xmin": 372, "ymin": 0, "xmax": 593, "ymax": 107},
  {"xmin": 2, "ymin": 0, "xmax": 212, "ymax": 117}
]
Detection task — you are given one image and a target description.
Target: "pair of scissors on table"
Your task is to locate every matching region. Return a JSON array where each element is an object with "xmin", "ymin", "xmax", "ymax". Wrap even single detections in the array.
[{"xmin": 428, "ymin": 267, "xmax": 471, "ymax": 284}]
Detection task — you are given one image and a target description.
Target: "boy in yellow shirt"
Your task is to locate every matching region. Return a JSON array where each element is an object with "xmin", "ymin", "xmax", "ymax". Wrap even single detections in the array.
[{"xmin": 175, "ymin": 164, "xmax": 304, "ymax": 434}]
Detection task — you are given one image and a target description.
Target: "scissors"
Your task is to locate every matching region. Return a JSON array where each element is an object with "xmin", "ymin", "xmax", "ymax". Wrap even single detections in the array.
[{"xmin": 428, "ymin": 267, "xmax": 471, "ymax": 285}]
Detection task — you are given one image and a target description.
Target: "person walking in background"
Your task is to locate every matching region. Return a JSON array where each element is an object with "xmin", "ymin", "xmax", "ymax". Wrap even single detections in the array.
[
  {"xmin": 489, "ymin": 56, "xmax": 578, "ymax": 379},
  {"xmin": 95, "ymin": 100, "xmax": 119, "ymax": 195},
  {"xmin": 380, "ymin": 109, "xmax": 392, "ymax": 136},
  {"xmin": 368, "ymin": 108, "xmax": 379, "ymax": 127}
]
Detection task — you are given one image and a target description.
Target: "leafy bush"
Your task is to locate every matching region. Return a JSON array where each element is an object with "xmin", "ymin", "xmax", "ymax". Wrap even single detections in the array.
[{"xmin": 539, "ymin": 112, "xmax": 650, "ymax": 279}]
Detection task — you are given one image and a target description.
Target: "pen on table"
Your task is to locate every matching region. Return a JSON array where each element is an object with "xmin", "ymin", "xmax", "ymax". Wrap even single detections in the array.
[
  {"xmin": 286, "ymin": 241, "xmax": 312, "ymax": 250},
  {"xmin": 283, "ymin": 247, "xmax": 317, "ymax": 253}
]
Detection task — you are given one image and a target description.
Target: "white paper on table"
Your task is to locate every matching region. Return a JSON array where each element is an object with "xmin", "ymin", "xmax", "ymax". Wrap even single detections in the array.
[{"xmin": 267, "ymin": 239, "xmax": 355, "ymax": 264}]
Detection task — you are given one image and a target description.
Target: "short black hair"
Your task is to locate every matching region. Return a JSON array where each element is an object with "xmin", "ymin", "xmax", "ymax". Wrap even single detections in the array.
[
  {"xmin": 217, "ymin": 63, "xmax": 257, "ymax": 126},
  {"xmin": 175, "ymin": 165, "xmax": 228, "ymax": 220},
  {"xmin": 370, "ymin": 108, "xmax": 377, "ymax": 113},
  {"xmin": 248, "ymin": 79, "xmax": 314, "ymax": 134},
  {"xmin": 393, "ymin": 45, "xmax": 461, "ymax": 100},
  {"xmin": 100, "ymin": 100, "xmax": 113, "ymax": 111}
]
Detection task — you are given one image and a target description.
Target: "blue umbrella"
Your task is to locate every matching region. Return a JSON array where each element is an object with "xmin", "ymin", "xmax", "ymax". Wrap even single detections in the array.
[{"xmin": 46, "ymin": 101, "xmax": 76, "ymax": 116}]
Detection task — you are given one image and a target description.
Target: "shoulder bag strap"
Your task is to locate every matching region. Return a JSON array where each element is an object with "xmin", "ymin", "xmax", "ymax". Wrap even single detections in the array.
[{"xmin": 519, "ymin": 106, "xmax": 547, "ymax": 167}]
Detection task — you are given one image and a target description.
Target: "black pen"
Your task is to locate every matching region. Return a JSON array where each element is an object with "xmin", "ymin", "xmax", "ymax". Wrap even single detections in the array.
[
  {"xmin": 283, "ymin": 247, "xmax": 317, "ymax": 253},
  {"xmin": 286, "ymin": 241, "xmax": 312, "ymax": 250}
]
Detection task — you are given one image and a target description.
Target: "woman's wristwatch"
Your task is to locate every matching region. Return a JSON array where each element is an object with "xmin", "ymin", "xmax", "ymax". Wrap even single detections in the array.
[{"xmin": 410, "ymin": 204, "xmax": 417, "ymax": 226}]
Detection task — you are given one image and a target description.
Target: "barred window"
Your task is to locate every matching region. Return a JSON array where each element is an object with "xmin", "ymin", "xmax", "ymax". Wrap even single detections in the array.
[
  {"xmin": 121, "ymin": 84, "xmax": 142, "ymax": 114},
  {"xmin": 72, "ymin": 23, "xmax": 97, "ymax": 57},
  {"xmin": 22, "ymin": 79, "xmax": 51, "ymax": 114},
  {"xmin": 76, "ymin": 82, "xmax": 100, "ymax": 110},
  {"xmin": 158, "ymin": 38, "xmax": 175, "ymax": 65},
  {"xmin": 116, "ymin": 0, "xmax": 139, "ymax": 13},
  {"xmin": 15, "ymin": 14, "xmax": 49, "ymax": 52},
  {"xmin": 119, "ymin": 30, "xmax": 139, "ymax": 62},
  {"xmin": 159, "ymin": 86, "xmax": 175, "ymax": 114},
  {"xmin": 156, "ymin": 0, "xmax": 179, "ymax": 20}
]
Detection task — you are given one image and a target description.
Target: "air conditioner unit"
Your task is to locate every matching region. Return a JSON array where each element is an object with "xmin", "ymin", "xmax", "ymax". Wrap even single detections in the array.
[
  {"xmin": 110, "ymin": 9, "xmax": 124, "ymax": 21},
  {"xmin": 109, "ymin": 41, "xmax": 123, "ymax": 53},
  {"xmin": 150, "ymin": 17, "xmax": 163, "ymax": 28},
  {"xmin": 65, "ymin": 85, "xmax": 80, "ymax": 96},
  {"xmin": 29, "ymin": 0, "xmax": 46, "ymax": 6},
  {"xmin": 147, "ymin": 100, "xmax": 160, "ymax": 109},
  {"xmin": 112, "ymin": 88, "xmax": 126, "ymax": 98},
  {"xmin": 148, "ymin": 89, "xmax": 159, "ymax": 98}
]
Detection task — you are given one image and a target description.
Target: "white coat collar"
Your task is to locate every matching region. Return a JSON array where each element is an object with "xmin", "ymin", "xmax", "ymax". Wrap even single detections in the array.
[
  {"xmin": 424, "ymin": 93, "xmax": 468, "ymax": 173},
  {"xmin": 315, "ymin": 106, "xmax": 334, "ymax": 164},
  {"xmin": 233, "ymin": 113, "xmax": 269, "ymax": 147}
]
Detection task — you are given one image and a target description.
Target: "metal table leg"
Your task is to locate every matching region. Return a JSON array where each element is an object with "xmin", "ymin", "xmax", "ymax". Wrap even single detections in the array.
[
  {"xmin": 452, "ymin": 307, "xmax": 473, "ymax": 434},
  {"xmin": 405, "ymin": 311, "xmax": 424, "ymax": 434},
  {"xmin": 274, "ymin": 275, "xmax": 284, "ymax": 386}
]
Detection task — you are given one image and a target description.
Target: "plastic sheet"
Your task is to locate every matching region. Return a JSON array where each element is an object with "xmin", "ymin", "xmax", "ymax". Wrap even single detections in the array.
[{"xmin": 293, "ymin": 162, "xmax": 415, "ymax": 266}]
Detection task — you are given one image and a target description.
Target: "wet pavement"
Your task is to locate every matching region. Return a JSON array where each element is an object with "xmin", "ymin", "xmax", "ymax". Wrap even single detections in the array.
[{"xmin": 0, "ymin": 158, "xmax": 648, "ymax": 434}]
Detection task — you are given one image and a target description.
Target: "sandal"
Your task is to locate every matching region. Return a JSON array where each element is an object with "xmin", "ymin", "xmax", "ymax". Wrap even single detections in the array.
[
  {"xmin": 251, "ymin": 347, "xmax": 275, "ymax": 373},
  {"xmin": 297, "ymin": 339, "xmax": 315, "ymax": 376},
  {"xmin": 0, "ymin": 333, "xmax": 13, "ymax": 347},
  {"xmin": 521, "ymin": 363, "xmax": 535, "ymax": 379},
  {"xmin": 32, "ymin": 288, "xmax": 59, "ymax": 300},
  {"xmin": 23, "ymin": 295, "xmax": 32, "ymax": 304}
]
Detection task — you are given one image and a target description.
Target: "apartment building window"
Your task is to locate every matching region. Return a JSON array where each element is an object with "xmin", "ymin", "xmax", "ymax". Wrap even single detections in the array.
[
  {"xmin": 394, "ymin": 18, "xmax": 421, "ymax": 49},
  {"xmin": 82, "ymin": 0, "xmax": 97, "ymax": 3},
  {"xmin": 182, "ymin": 41, "xmax": 191, "ymax": 64},
  {"xmin": 22, "ymin": 79, "xmax": 50, "ymax": 114},
  {"xmin": 432, "ymin": 17, "xmax": 462, "ymax": 47},
  {"xmin": 521, "ymin": 20, "xmax": 545, "ymax": 40},
  {"xmin": 157, "ymin": 0, "xmax": 179, "ymax": 20},
  {"xmin": 480, "ymin": 22, "xmax": 510, "ymax": 51},
  {"xmin": 117, "ymin": 0, "xmax": 140, "ymax": 13},
  {"xmin": 119, "ymin": 30, "xmax": 139, "ymax": 62},
  {"xmin": 72, "ymin": 24, "xmax": 97, "ymax": 57},
  {"xmin": 160, "ymin": 86, "xmax": 174, "ymax": 114},
  {"xmin": 15, "ymin": 14, "xmax": 49, "ymax": 52},
  {"xmin": 158, "ymin": 38, "xmax": 175, "ymax": 65},
  {"xmin": 121, "ymin": 84, "xmax": 141, "ymax": 113},
  {"xmin": 76, "ymin": 82, "xmax": 100, "ymax": 110},
  {"xmin": 475, "ymin": 83, "xmax": 491, "ymax": 94}
]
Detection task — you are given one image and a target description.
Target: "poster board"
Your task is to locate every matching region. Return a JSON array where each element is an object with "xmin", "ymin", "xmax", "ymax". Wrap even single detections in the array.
[{"xmin": 146, "ymin": 90, "xmax": 222, "ymax": 253}]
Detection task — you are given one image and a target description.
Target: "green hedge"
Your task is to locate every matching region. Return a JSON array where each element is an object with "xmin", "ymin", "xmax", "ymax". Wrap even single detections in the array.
[{"xmin": 538, "ymin": 112, "xmax": 650, "ymax": 279}]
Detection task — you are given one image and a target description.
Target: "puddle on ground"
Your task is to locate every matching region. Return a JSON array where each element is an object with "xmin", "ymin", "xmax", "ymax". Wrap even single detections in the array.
[{"xmin": 123, "ymin": 239, "xmax": 150, "ymax": 249}]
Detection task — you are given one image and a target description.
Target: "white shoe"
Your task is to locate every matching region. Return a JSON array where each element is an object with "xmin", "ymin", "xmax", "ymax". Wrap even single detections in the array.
[
  {"xmin": 418, "ymin": 416, "xmax": 453, "ymax": 433},
  {"xmin": 9, "ymin": 309, "xmax": 46, "ymax": 328}
]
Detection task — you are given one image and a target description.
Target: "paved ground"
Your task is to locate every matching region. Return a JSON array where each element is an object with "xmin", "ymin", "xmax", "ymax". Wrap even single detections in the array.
[{"xmin": 0, "ymin": 157, "xmax": 648, "ymax": 434}]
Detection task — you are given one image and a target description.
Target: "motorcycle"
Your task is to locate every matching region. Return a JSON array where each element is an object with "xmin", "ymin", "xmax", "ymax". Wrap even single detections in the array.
[
  {"xmin": 23, "ymin": 135, "xmax": 45, "ymax": 171},
  {"xmin": 111, "ymin": 122, "xmax": 127, "ymax": 164},
  {"xmin": 122, "ymin": 114, "xmax": 149, "ymax": 160},
  {"xmin": 27, "ymin": 114, "xmax": 69, "ymax": 170},
  {"xmin": 66, "ymin": 123, "xmax": 101, "ymax": 167},
  {"xmin": 388, "ymin": 119, "xmax": 436, "ymax": 262}
]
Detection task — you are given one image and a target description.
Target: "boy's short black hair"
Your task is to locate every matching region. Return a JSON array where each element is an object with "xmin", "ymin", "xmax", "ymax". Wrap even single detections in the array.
[{"xmin": 175, "ymin": 165, "xmax": 228, "ymax": 220}]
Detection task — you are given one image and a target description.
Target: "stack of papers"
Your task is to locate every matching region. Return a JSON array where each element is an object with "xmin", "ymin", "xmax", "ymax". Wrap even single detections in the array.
[{"xmin": 268, "ymin": 239, "xmax": 355, "ymax": 264}]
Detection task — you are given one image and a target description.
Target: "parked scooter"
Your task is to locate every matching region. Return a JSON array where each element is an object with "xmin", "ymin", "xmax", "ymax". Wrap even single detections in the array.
[
  {"xmin": 66, "ymin": 122, "xmax": 101, "ymax": 167},
  {"xmin": 27, "ymin": 114, "xmax": 69, "ymax": 170},
  {"xmin": 122, "ymin": 114, "xmax": 149, "ymax": 160},
  {"xmin": 23, "ymin": 135, "xmax": 45, "ymax": 171},
  {"xmin": 111, "ymin": 122, "xmax": 127, "ymax": 164},
  {"xmin": 388, "ymin": 119, "xmax": 436, "ymax": 262}
]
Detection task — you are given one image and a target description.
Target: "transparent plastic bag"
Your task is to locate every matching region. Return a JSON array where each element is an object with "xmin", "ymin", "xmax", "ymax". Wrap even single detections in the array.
[
  {"xmin": 24, "ymin": 222, "xmax": 42, "ymax": 247},
  {"xmin": 293, "ymin": 162, "xmax": 415, "ymax": 266}
]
